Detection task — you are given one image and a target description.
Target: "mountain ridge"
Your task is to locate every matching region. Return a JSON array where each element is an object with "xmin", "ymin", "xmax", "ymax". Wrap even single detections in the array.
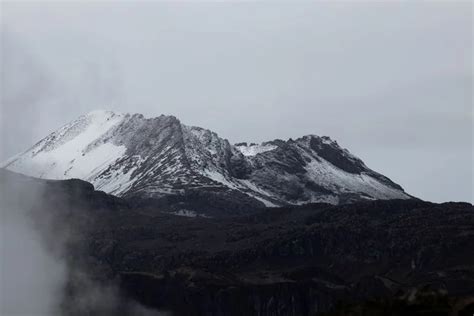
[{"xmin": 2, "ymin": 110, "xmax": 411, "ymax": 213}]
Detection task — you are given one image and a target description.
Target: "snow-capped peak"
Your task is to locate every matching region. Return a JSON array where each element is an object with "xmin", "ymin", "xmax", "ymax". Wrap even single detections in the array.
[
  {"xmin": 2, "ymin": 110, "xmax": 127, "ymax": 182},
  {"xmin": 3, "ymin": 110, "xmax": 411, "ymax": 210}
]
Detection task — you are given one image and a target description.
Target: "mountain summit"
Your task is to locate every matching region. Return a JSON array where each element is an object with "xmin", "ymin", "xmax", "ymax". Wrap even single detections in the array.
[{"xmin": 2, "ymin": 110, "xmax": 410, "ymax": 213}]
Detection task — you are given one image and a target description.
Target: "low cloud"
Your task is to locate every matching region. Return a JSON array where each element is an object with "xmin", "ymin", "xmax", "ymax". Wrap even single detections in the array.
[{"xmin": 0, "ymin": 171, "xmax": 164, "ymax": 315}]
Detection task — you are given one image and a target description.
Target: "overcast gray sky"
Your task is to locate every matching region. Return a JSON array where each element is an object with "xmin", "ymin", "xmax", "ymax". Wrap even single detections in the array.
[{"xmin": 0, "ymin": 1, "xmax": 472, "ymax": 203}]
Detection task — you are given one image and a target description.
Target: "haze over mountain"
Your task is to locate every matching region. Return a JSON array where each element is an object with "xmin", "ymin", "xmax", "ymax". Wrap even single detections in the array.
[{"xmin": 2, "ymin": 110, "xmax": 409, "ymax": 214}]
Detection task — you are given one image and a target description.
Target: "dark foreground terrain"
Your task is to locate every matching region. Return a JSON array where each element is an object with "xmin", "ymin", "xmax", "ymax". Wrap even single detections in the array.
[{"xmin": 1, "ymin": 169, "xmax": 473, "ymax": 315}]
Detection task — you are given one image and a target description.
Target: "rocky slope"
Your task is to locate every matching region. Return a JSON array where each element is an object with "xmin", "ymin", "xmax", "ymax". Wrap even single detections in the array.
[
  {"xmin": 1, "ymin": 169, "xmax": 472, "ymax": 315},
  {"xmin": 2, "ymin": 110, "xmax": 410, "ymax": 214}
]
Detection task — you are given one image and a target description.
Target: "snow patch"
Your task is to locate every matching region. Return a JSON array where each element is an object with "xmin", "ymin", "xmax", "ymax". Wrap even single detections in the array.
[
  {"xmin": 303, "ymin": 156, "xmax": 408, "ymax": 201},
  {"xmin": 202, "ymin": 169, "xmax": 237, "ymax": 189},
  {"xmin": 236, "ymin": 144, "xmax": 277, "ymax": 156},
  {"xmin": 5, "ymin": 111, "xmax": 126, "ymax": 180}
]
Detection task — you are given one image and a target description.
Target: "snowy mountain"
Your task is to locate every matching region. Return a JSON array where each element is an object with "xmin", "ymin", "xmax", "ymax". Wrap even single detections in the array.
[{"xmin": 2, "ymin": 110, "xmax": 410, "ymax": 213}]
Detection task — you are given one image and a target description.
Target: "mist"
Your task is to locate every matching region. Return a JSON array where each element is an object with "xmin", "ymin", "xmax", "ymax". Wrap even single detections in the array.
[
  {"xmin": 0, "ymin": 171, "xmax": 164, "ymax": 315},
  {"xmin": 0, "ymin": 171, "xmax": 64, "ymax": 315},
  {"xmin": 0, "ymin": 202, "xmax": 66, "ymax": 315}
]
